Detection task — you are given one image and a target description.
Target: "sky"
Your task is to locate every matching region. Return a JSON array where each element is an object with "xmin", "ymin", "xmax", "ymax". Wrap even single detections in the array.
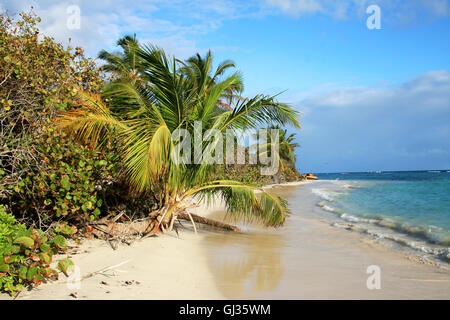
[{"xmin": 2, "ymin": 0, "xmax": 450, "ymax": 173}]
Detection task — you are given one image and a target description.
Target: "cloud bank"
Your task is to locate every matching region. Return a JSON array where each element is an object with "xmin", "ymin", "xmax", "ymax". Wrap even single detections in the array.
[
  {"xmin": 3, "ymin": 0, "xmax": 450, "ymax": 60},
  {"xmin": 296, "ymin": 70, "xmax": 450, "ymax": 172},
  {"xmin": 1, "ymin": 0, "xmax": 259, "ymax": 58},
  {"xmin": 265, "ymin": 0, "xmax": 450, "ymax": 22}
]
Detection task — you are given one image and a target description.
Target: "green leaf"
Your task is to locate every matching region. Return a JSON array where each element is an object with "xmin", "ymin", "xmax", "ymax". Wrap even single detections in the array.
[
  {"xmin": 39, "ymin": 253, "xmax": 52, "ymax": 264},
  {"xmin": 13, "ymin": 236, "xmax": 34, "ymax": 249},
  {"xmin": 26, "ymin": 267, "xmax": 38, "ymax": 281},
  {"xmin": 85, "ymin": 201, "xmax": 93, "ymax": 210},
  {"xmin": 18, "ymin": 266, "xmax": 27, "ymax": 279},
  {"xmin": 5, "ymin": 255, "xmax": 20, "ymax": 264},
  {"xmin": 61, "ymin": 176, "xmax": 71, "ymax": 190},
  {"xmin": 52, "ymin": 235, "xmax": 66, "ymax": 249},
  {"xmin": 0, "ymin": 264, "xmax": 9, "ymax": 273},
  {"xmin": 40, "ymin": 243, "xmax": 51, "ymax": 253},
  {"xmin": 56, "ymin": 258, "xmax": 74, "ymax": 277}
]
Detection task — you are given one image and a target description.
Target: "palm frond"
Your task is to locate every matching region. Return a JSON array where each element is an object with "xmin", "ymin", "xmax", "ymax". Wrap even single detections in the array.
[
  {"xmin": 55, "ymin": 88, "xmax": 127, "ymax": 149},
  {"xmin": 183, "ymin": 180, "xmax": 289, "ymax": 227},
  {"xmin": 214, "ymin": 94, "xmax": 301, "ymax": 133}
]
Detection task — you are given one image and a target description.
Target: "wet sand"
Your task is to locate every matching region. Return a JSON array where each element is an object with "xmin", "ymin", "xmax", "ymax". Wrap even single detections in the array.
[{"xmin": 201, "ymin": 183, "xmax": 450, "ymax": 299}]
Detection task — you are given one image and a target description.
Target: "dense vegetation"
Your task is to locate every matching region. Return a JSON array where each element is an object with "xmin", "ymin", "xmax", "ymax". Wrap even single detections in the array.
[
  {"xmin": 0, "ymin": 11, "xmax": 302, "ymax": 295},
  {"xmin": 0, "ymin": 11, "xmax": 115, "ymax": 226},
  {"xmin": 0, "ymin": 11, "xmax": 113, "ymax": 295}
]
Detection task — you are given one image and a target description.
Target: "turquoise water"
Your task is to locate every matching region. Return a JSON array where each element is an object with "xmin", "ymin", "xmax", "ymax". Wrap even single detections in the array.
[{"xmin": 315, "ymin": 171, "xmax": 450, "ymax": 249}]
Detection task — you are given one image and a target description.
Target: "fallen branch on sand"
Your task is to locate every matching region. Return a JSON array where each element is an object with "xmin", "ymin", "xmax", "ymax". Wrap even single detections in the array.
[
  {"xmin": 79, "ymin": 259, "xmax": 132, "ymax": 281},
  {"xmin": 57, "ymin": 259, "xmax": 132, "ymax": 284}
]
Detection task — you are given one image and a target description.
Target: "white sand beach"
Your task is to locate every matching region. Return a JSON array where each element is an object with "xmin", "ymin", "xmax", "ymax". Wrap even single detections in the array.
[
  {"xmin": 13, "ymin": 231, "xmax": 224, "ymax": 300},
  {"xmin": 2, "ymin": 181, "xmax": 449, "ymax": 300}
]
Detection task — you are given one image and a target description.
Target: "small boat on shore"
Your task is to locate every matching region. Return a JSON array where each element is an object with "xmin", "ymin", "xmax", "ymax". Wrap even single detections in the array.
[{"xmin": 305, "ymin": 173, "xmax": 318, "ymax": 180}]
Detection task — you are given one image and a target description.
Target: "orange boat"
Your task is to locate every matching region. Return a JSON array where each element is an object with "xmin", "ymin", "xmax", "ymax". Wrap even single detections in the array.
[{"xmin": 305, "ymin": 173, "xmax": 318, "ymax": 180}]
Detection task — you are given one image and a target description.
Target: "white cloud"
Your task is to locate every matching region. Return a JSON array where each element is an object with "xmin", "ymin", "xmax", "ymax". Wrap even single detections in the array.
[
  {"xmin": 302, "ymin": 70, "xmax": 450, "ymax": 111},
  {"xmin": 1, "ymin": 0, "xmax": 258, "ymax": 58},
  {"xmin": 266, "ymin": 0, "xmax": 324, "ymax": 15},
  {"xmin": 3, "ymin": 0, "xmax": 449, "ymax": 61},
  {"xmin": 264, "ymin": 0, "xmax": 450, "ymax": 21}
]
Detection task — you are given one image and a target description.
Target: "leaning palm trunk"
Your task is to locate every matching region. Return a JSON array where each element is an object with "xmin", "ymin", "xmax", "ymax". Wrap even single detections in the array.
[{"xmin": 177, "ymin": 212, "xmax": 240, "ymax": 232}]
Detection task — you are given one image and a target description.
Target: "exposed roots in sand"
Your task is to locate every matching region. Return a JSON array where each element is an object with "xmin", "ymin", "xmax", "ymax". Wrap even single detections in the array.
[{"xmin": 86, "ymin": 207, "xmax": 239, "ymax": 249}]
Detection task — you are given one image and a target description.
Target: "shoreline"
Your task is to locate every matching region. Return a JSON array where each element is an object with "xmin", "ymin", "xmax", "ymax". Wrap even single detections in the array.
[
  {"xmin": 4, "ymin": 179, "xmax": 450, "ymax": 300},
  {"xmin": 261, "ymin": 179, "xmax": 313, "ymax": 189},
  {"xmin": 310, "ymin": 179, "xmax": 450, "ymax": 267},
  {"xmin": 202, "ymin": 181, "xmax": 450, "ymax": 299}
]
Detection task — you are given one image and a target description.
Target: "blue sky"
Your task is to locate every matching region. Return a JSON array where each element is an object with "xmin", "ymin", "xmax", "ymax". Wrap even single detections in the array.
[{"xmin": 2, "ymin": 0, "xmax": 450, "ymax": 172}]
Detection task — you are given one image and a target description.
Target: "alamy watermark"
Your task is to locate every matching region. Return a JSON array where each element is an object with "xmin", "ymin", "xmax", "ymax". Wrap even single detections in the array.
[
  {"xmin": 171, "ymin": 122, "xmax": 281, "ymax": 176},
  {"xmin": 366, "ymin": 265, "xmax": 381, "ymax": 289},
  {"xmin": 66, "ymin": 265, "xmax": 81, "ymax": 290},
  {"xmin": 366, "ymin": 4, "xmax": 381, "ymax": 30},
  {"xmin": 66, "ymin": 5, "xmax": 81, "ymax": 30}
]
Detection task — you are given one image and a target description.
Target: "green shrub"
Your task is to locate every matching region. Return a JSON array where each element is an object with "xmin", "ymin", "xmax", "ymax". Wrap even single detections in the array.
[
  {"xmin": 0, "ymin": 205, "xmax": 71, "ymax": 295},
  {"xmin": 0, "ymin": 205, "xmax": 25, "ymax": 245},
  {"xmin": 9, "ymin": 126, "xmax": 119, "ymax": 225},
  {"xmin": 0, "ymin": 10, "xmax": 105, "ymax": 203}
]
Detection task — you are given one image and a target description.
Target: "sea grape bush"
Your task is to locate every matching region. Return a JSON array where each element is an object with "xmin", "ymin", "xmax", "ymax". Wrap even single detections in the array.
[
  {"xmin": 0, "ymin": 10, "xmax": 121, "ymax": 227},
  {"xmin": 9, "ymin": 126, "xmax": 119, "ymax": 225},
  {"xmin": 0, "ymin": 10, "xmax": 104, "ymax": 198},
  {"xmin": 0, "ymin": 11, "xmax": 117, "ymax": 297},
  {"xmin": 0, "ymin": 205, "xmax": 72, "ymax": 295}
]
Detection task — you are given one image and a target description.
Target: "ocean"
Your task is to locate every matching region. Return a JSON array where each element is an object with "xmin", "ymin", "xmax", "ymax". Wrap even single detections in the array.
[
  {"xmin": 314, "ymin": 170, "xmax": 450, "ymax": 261},
  {"xmin": 201, "ymin": 171, "xmax": 450, "ymax": 298}
]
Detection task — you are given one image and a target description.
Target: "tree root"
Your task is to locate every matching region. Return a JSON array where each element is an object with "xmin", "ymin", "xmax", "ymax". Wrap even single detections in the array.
[{"xmin": 86, "ymin": 210, "xmax": 240, "ymax": 247}]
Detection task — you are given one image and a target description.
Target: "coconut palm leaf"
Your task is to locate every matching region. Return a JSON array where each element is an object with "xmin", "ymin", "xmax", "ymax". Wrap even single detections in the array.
[
  {"xmin": 181, "ymin": 180, "xmax": 288, "ymax": 227},
  {"xmin": 55, "ymin": 89, "xmax": 127, "ymax": 149},
  {"xmin": 98, "ymin": 34, "xmax": 141, "ymax": 82}
]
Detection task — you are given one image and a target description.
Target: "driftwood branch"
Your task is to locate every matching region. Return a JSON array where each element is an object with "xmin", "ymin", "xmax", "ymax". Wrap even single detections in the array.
[{"xmin": 58, "ymin": 259, "xmax": 132, "ymax": 284}]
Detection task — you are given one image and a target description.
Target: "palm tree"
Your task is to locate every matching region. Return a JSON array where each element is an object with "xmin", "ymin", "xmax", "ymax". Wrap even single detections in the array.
[
  {"xmin": 257, "ymin": 125, "xmax": 300, "ymax": 184},
  {"xmin": 179, "ymin": 50, "xmax": 244, "ymax": 111},
  {"xmin": 56, "ymin": 44, "xmax": 300, "ymax": 230},
  {"xmin": 98, "ymin": 34, "xmax": 141, "ymax": 83}
]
